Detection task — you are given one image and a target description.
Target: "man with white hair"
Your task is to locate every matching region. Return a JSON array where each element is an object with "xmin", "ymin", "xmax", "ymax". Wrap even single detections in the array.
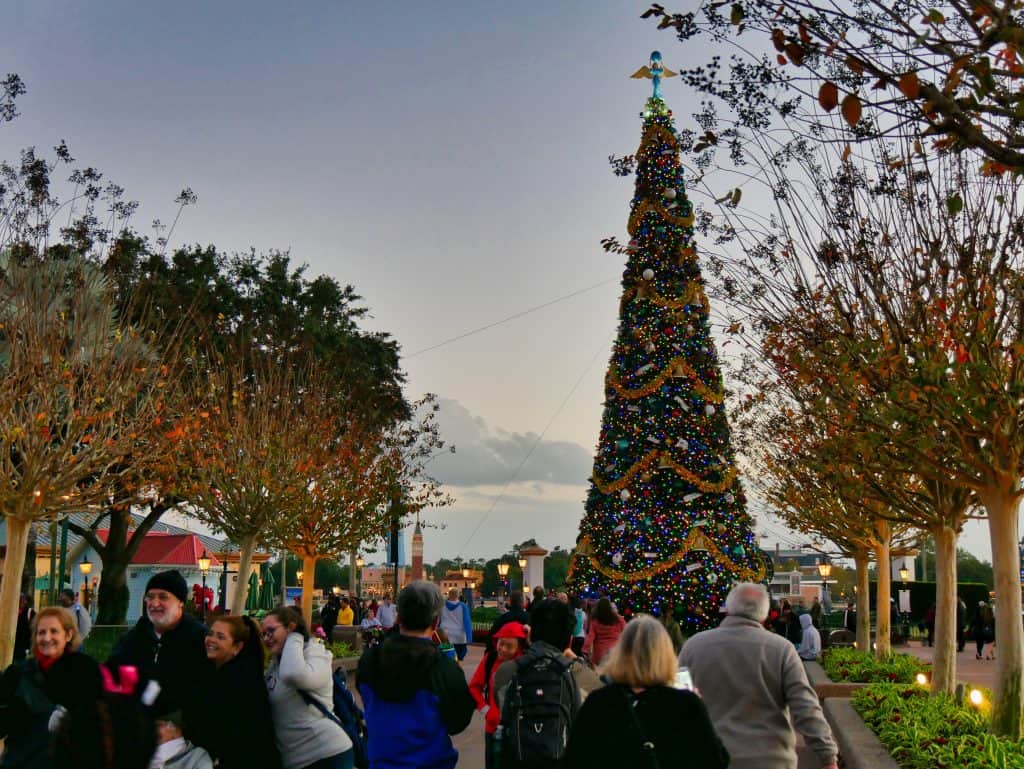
[{"xmin": 679, "ymin": 583, "xmax": 838, "ymax": 769}]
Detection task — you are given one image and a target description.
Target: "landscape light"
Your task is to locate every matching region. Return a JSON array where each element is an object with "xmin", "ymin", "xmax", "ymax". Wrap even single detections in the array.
[
  {"xmin": 915, "ymin": 673, "xmax": 928, "ymax": 686},
  {"xmin": 969, "ymin": 689, "xmax": 984, "ymax": 706}
]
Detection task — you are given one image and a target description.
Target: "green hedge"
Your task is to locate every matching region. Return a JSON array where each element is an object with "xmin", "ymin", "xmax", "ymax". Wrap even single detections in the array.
[
  {"xmin": 821, "ymin": 647, "xmax": 930, "ymax": 683},
  {"xmin": 853, "ymin": 684, "xmax": 1024, "ymax": 768},
  {"xmin": 471, "ymin": 606, "xmax": 499, "ymax": 623}
]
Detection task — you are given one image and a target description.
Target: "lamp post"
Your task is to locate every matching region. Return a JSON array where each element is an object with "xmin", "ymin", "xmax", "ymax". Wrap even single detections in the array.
[
  {"xmin": 899, "ymin": 561, "xmax": 911, "ymax": 642},
  {"xmin": 517, "ymin": 557, "xmax": 527, "ymax": 593},
  {"xmin": 817, "ymin": 558, "xmax": 832, "ymax": 639},
  {"xmin": 79, "ymin": 557, "xmax": 93, "ymax": 610},
  {"xmin": 198, "ymin": 550, "xmax": 211, "ymax": 621},
  {"xmin": 497, "ymin": 562, "xmax": 510, "ymax": 604},
  {"xmin": 356, "ymin": 556, "xmax": 365, "ymax": 601}
]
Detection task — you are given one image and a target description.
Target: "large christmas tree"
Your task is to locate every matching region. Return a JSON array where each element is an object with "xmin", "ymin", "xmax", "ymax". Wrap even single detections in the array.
[{"xmin": 569, "ymin": 54, "xmax": 767, "ymax": 631}]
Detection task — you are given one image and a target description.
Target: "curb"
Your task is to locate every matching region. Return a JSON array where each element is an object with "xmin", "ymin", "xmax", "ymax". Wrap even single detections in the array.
[
  {"xmin": 804, "ymin": 661, "xmax": 870, "ymax": 700},
  {"xmin": 824, "ymin": 698, "xmax": 901, "ymax": 769}
]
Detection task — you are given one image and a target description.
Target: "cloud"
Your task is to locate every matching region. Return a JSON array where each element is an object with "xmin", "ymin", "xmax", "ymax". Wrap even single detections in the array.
[{"xmin": 429, "ymin": 399, "xmax": 592, "ymax": 487}]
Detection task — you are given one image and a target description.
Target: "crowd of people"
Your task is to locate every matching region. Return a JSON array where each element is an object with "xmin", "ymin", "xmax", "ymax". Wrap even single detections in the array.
[{"xmin": 0, "ymin": 570, "xmax": 843, "ymax": 769}]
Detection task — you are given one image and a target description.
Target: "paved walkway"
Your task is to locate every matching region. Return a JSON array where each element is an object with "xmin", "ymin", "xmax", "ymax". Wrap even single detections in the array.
[{"xmin": 901, "ymin": 640, "xmax": 999, "ymax": 690}]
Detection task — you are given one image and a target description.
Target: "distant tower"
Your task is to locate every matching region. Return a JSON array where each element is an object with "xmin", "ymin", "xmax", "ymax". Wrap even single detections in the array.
[{"xmin": 411, "ymin": 519, "xmax": 425, "ymax": 581}]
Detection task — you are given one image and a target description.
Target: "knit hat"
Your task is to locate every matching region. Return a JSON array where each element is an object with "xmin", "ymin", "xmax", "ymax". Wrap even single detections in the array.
[
  {"xmin": 493, "ymin": 621, "xmax": 527, "ymax": 640},
  {"xmin": 144, "ymin": 570, "xmax": 188, "ymax": 603}
]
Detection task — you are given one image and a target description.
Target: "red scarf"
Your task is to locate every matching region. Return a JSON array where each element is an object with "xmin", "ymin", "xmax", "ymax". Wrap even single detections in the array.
[{"xmin": 34, "ymin": 649, "xmax": 60, "ymax": 673}]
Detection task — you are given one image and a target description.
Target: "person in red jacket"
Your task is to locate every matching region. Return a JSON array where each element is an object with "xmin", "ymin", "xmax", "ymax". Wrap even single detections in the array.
[
  {"xmin": 582, "ymin": 598, "xmax": 626, "ymax": 666},
  {"xmin": 469, "ymin": 621, "xmax": 527, "ymax": 769}
]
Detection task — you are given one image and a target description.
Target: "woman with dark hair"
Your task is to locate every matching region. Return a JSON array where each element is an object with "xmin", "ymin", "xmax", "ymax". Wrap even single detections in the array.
[
  {"xmin": 582, "ymin": 597, "xmax": 626, "ymax": 666},
  {"xmin": 198, "ymin": 615, "xmax": 282, "ymax": 769},
  {"xmin": 0, "ymin": 606, "xmax": 102, "ymax": 769},
  {"xmin": 565, "ymin": 616, "xmax": 728, "ymax": 769},
  {"xmin": 262, "ymin": 607, "xmax": 353, "ymax": 769}
]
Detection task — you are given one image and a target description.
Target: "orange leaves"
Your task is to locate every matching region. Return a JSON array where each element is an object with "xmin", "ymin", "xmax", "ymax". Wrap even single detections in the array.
[
  {"xmin": 841, "ymin": 94, "xmax": 862, "ymax": 126},
  {"xmin": 819, "ymin": 82, "xmax": 839, "ymax": 111},
  {"xmin": 898, "ymin": 72, "xmax": 921, "ymax": 99}
]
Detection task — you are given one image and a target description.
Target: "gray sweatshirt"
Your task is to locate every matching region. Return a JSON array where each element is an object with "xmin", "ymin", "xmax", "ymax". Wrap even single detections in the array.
[
  {"xmin": 265, "ymin": 633, "xmax": 352, "ymax": 769},
  {"xmin": 679, "ymin": 615, "xmax": 837, "ymax": 769}
]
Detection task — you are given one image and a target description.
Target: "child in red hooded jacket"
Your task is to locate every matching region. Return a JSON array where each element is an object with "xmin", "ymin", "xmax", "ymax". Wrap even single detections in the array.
[{"xmin": 469, "ymin": 622, "xmax": 527, "ymax": 769}]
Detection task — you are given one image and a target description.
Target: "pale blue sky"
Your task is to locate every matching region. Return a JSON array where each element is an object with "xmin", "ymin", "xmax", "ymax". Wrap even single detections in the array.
[{"xmin": 3, "ymin": 1, "xmax": 994, "ymax": 564}]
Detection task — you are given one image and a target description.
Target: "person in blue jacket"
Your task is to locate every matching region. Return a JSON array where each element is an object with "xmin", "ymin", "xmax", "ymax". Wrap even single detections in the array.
[
  {"xmin": 357, "ymin": 581, "xmax": 475, "ymax": 769},
  {"xmin": 439, "ymin": 589, "xmax": 474, "ymax": 663}
]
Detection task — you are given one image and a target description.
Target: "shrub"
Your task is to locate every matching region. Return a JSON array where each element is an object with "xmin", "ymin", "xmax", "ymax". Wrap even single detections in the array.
[
  {"xmin": 471, "ymin": 606, "xmax": 499, "ymax": 623},
  {"xmin": 328, "ymin": 641, "xmax": 357, "ymax": 658},
  {"xmin": 822, "ymin": 647, "xmax": 929, "ymax": 683},
  {"xmin": 852, "ymin": 684, "xmax": 1024, "ymax": 768}
]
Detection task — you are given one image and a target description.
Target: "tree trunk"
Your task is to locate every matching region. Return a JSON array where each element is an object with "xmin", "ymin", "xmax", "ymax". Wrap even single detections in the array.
[
  {"xmin": 873, "ymin": 519, "xmax": 892, "ymax": 657},
  {"xmin": 854, "ymin": 551, "xmax": 871, "ymax": 652},
  {"xmin": 349, "ymin": 551, "xmax": 357, "ymax": 598},
  {"xmin": 96, "ymin": 561, "xmax": 130, "ymax": 625},
  {"xmin": 230, "ymin": 534, "xmax": 258, "ymax": 615},
  {"xmin": 301, "ymin": 554, "xmax": 317, "ymax": 629},
  {"xmin": 0, "ymin": 518, "xmax": 32, "ymax": 667},
  {"xmin": 979, "ymin": 485, "xmax": 1023, "ymax": 739},
  {"xmin": 931, "ymin": 523, "xmax": 958, "ymax": 695}
]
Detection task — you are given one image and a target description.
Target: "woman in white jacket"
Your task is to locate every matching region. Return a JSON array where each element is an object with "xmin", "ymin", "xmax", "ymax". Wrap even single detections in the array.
[{"xmin": 262, "ymin": 607, "xmax": 353, "ymax": 769}]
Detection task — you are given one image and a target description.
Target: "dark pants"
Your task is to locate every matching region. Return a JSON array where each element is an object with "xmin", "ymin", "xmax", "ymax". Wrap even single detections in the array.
[
  {"xmin": 571, "ymin": 637, "xmax": 585, "ymax": 656},
  {"xmin": 957, "ymin": 626, "xmax": 965, "ymax": 652},
  {"xmin": 301, "ymin": 751, "xmax": 354, "ymax": 769},
  {"xmin": 485, "ymin": 732, "xmax": 497, "ymax": 769},
  {"xmin": 454, "ymin": 643, "xmax": 468, "ymax": 661}
]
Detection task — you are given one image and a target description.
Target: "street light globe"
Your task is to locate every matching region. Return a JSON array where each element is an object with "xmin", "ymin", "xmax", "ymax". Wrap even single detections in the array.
[
  {"xmin": 816, "ymin": 560, "xmax": 832, "ymax": 579},
  {"xmin": 899, "ymin": 565, "xmax": 910, "ymax": 582},
  {"xmin": 296, "ymin": 570, "xmax": 304, "ymax": 583},
  {"xmin": 497, "ymin": 563, "xmax": 510, "ymax": 577},
  {"xmin": 79, "ymin": 557, "xmax": 92, "ymax": 576},
  {"xmin": 198, "ymin": 550, "xmax": 211, "ymax": 574},
  {"xmin": 518, "ymin": 558, "xmax": 527, "ymax": 570},
  {"xmin": 332, "ymin": 586, "xmax": 341, "ymax": 596},
  {"xmin": 356, "ymin": 556, "xmax": 365, "ymax": 568},
  {"xmin": 462, "ymin": 568, "xmax": 470, "ymax": 579}
]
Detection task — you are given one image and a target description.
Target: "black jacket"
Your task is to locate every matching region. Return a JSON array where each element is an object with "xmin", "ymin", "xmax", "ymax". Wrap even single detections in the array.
[
  {"xmin": 194, "ymin": 653, "xmax": 281, "ymax": 769},
  {"xmin": 489, "ymin": 608, "xmax": 531, "ymax": 642},
  {"xmin": 107, "ymin": 613, "xmax": 211, "ymax": 742},
  {"xmin": 0, "ymin": 652, "xmax": 101, "ymax": 769},
  {"xmin": 564, "ymin": 683, "xmax": 729, "ymax": 769}
]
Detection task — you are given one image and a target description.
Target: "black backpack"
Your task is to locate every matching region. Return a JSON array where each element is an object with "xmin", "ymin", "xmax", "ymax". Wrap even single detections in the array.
[
  {"xmin": 499, "ymin": 650, "xmax": 580, "ymax": 768},
  {"xmin": 299, "ymin": 669, "xmax": 369, "ymax": 769}
]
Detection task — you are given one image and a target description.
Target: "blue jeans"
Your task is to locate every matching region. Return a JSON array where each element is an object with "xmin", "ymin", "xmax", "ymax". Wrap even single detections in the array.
[{"xmin": 301, "ymin": 750, "xmax": 354, "ymax": 769}]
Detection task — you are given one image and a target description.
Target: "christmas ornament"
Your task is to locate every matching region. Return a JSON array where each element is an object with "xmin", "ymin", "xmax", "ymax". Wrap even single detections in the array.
[
  {"xmin": 642, "ymin": 268, "xmax": 655, "ymax": 280},
  {"xmin": 620, "ymin": 489, "xmax": 631, "ymax": 501},
  {"xmin": 663, "ymin": 188, "xmax": 677, "ymax": 200}
]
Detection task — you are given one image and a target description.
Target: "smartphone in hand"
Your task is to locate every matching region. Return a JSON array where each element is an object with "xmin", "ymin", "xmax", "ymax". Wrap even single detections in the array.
[{"xmin": 673, "ymin": 667, "xmax": 693, "ymax": 691}]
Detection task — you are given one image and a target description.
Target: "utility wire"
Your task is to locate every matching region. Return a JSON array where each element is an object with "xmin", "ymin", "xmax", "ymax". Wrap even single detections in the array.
[
  {"xmin": 457, "ymin": 334, "xmax": 612, "ymax": 557},
  {"xmin": 406, "ymin": 277, "xmax": 618, "ymax": 359}
]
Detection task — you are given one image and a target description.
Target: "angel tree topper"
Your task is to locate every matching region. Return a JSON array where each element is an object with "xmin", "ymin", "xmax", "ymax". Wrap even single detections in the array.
[{"xmin": 631, "ymin": 50, "xmax": 677, "ymax": 100}]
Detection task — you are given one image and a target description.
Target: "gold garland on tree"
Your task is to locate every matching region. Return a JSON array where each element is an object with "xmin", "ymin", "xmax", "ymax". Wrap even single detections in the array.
[
  {"xmin": 592, "ymin": 451, "xmax": 738, "ymax": 494},
  {"xmin": 572, "ymin": 529, "xmax": 766, "ymax": 584},
  {"xmin": 606, "ymin": 354, "xmax": 723, "ymax": 403}
]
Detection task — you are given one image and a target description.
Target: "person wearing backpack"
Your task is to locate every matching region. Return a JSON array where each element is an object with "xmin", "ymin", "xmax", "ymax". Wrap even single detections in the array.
[
  {"xmin": 492, "ymin": 599, "xmax": 601, "ymax": 769},
  {"xmin": 564, "ymin": 615, "xmax": 729, "ymax": 769},
  {"xmin": 357, "ymin": 581, "xmax": 475, "ymax": 769},
  {"xmin": 262, "ymin": 607, "xmax": 354, "ymax": 769},
  {"xmin": 469, "ymin": 622, "xmax": 527, "ymax": 769}
]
